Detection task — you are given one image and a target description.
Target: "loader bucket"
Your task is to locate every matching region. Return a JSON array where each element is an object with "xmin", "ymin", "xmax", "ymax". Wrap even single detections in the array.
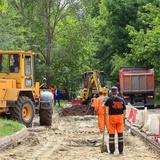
[{"xmin": 71, "ymin": 99, "xmax": 81, "ymax": 105}]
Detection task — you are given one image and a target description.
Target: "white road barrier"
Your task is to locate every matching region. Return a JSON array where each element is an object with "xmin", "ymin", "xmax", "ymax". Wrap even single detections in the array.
[
  {"xmin": 126, "ymin": 104, "xmax": 160, "ymax": 137},
  {"xmin": 148, "ymin": 114, "xmax": 160, "ymax": 135},
  {"xmin": 134, "ymin": 110, "xmax": 148, "ymax": 127}
]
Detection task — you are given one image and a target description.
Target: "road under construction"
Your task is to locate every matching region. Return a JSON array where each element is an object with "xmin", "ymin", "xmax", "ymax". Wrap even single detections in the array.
[
  {"xmin": 0, "ymin": 51, "xmax": 159, "ymax": 159},
  {"xmin": 0, "ymin": 103, "xmax": 160, "ymax": 160}
]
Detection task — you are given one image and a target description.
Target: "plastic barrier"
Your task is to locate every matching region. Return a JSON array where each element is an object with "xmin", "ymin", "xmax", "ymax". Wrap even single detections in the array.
[
  {"xmin": 125, "ymin": 105, "xmax": 130, "ymax": 118},
  {"xmin": 127, "ymin": 107, "xmax": 134, "ymax": 121},
  {"xmin": 132, "ymin": 108, "xmax": 138, "ymax": 124},
  {"xmin": 126, "ymin": 103, "xmax": 160, "ymax": 138},
  {"xmin": 148, "ymin": 114, "xmax": 160, "ymax": 135},
  {"xmin": 154, "ymin": 117, "xmax": 160, "ymax": 142},
  {"xmin": 127, "ymin": 106, "xmax": 138, "ymax": 124},
  {"xmin": 142, "ymin": 114, "xmax": 151, "ymax": 132},
  {"xmin": 141, "ymin": 114, "xmax": 160, "ymax": 135},
  {"xmin": 134, "ymin": 110, "xmax": 148, "ymax": 127}
]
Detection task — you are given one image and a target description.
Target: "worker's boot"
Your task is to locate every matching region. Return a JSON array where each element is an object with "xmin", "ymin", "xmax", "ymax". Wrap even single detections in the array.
[
  {"xmin": 109, "ymin": 134, "xmax": 115, "ymax": 154},
  {"xmin": 118, "ymin": 133, "xmax": 124, "ymax": 154}
]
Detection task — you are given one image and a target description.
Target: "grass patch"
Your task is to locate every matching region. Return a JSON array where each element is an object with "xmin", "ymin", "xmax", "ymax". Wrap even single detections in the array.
[
  {"xmin": 53, "ymin": 100, "xmax": 69, "ymax": 112},
  {"xmin": 0, "ymin": 100, "xmax": 69, "ymax": 136},
  {"xmin": 0, "ymin": 118, "xmax": 24, "ymax": 136}
]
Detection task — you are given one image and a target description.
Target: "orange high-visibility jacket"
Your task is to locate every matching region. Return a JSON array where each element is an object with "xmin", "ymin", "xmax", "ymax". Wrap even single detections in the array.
[
  {"xmin": 91, "ymin": 98, "xmax": 98, "ymax": 108},
  {"xmin": 96, "ymin": 95, "xmax": 106, "ymax": 115},
  {"xmin": 49, "ymin": 87, "xmax": 55, "ymax": 94}
]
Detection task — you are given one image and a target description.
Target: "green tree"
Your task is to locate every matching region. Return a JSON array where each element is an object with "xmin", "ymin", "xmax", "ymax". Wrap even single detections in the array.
[
  {"xmin": 0, "ymin": 2, "xmax": 30, "ymax": 50},
  {"xmin": 94, "ymin": 0, "xmax": 139, "ymax": 83},
  {"xmin": 6, "ymin": 0, "xmax": 99, "ymax": 97},
  {"xmin": 53, "ymin": 1, "xmax": 100, "ymax": 96},
  {"xmin": 126, "ymin": 2, "xmax": 160, "ymax": 81}
]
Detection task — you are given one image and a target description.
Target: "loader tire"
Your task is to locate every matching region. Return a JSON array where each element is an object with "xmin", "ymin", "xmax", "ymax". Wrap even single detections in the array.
[
  {"xmin": 9, "ymin": 96, "xmax": 34, "ymax": 127},
  {"xmin": 39, "ymin": 108, "xmax": 52, "ymax": 126}
]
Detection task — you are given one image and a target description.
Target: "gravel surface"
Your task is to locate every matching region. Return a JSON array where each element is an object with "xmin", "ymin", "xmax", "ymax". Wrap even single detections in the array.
[{"xmin": 0, "ymin": 105, "xmax": 160, "ymax": 160}]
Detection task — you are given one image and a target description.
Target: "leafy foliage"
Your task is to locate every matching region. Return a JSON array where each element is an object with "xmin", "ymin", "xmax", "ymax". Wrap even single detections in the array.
[
  {"xmin": 126, "ymin": 2, "xmax": 160, "ymax": 81},
  {"xmin": 1, "ymin": 0, "xmax": 160, "ymax": 95},
  {"xmin": 0, "ymin": 0, "xmax": 100, "ymax": 97},
  {"xmin": 0, "ymin": 0, "xmax": 8, "ymax": 13},
  {"xmin": 94, "ymin": 0, "xmax": 139, "ymax": 82}
]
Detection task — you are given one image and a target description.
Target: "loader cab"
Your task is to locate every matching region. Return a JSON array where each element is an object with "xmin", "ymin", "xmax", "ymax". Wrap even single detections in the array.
[
  {"xmin": 0, "ymin": 54, "xmax": 20, "ymax": 73},
  {"xmin": 0, "ymin": 51, "xmax": 35, "ymax": 89},
  {"xmin": 0, "ymin": 50, "xmax": 53, "ymax": 127}
]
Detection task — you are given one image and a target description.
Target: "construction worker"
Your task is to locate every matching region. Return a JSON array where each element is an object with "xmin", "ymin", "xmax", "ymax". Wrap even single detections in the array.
[
  {"xmin": 95, "ymin": 91, "xmax": 109, "ymax": 133},
  {"xmin": 103, "ymin": 86, "xmax": 126, "ymax": 155},
  {"xmin": 49, "ymin": 86, "xmax": 55, "ymax": 94},
  {"xmin": 90, "ymin": 94, "xmax": 98, "ymax": 115},
  {"xmin": 40, "ymin": 78, "xmax": 47, "ymax": 89},
  {"xmin": 54, "ymin": 86, "xmax": 61, "ymax": 107}
]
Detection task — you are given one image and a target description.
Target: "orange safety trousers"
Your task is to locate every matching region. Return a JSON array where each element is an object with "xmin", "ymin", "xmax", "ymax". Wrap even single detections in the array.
[
  {"xmin": 96, "ymin": 96, "xmax": 109, "ymax": 132},
  {"xmin": 108, "ymin": 114, "xmax": 124, "ymax": 134},
  {"xmin": 97, "ymin": 111, "xmax": 109, "ymax": 132}
]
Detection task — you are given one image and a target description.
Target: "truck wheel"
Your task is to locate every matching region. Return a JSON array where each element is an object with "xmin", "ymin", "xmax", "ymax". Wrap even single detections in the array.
[
  {"xmin": 9, "ymin": 96, "xmax": 34, "ymax": 127},
  {"xmin": 39, "ymin": 108, "xmax": 52, "ymax": 126}
]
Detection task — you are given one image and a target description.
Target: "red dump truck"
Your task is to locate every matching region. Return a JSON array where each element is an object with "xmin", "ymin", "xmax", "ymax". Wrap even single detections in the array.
[{"xmin": 119, "ymin": 67, "xmax": 155, "ymax": 108}]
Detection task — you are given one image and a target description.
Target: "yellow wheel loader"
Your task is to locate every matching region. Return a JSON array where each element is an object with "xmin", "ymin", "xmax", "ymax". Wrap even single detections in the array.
[{"xmin": 0, "ymin": 51, "xmax": 53, "ymax": 127}]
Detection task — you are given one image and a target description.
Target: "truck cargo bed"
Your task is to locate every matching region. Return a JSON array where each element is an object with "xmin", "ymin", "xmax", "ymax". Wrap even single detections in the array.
[
  {"xmin": 119, "ymin": 67, "xmax": 154, "ymax": 93},
  {"xmin": 119, "ymin": 67, "xmax": 155, "ymax": 108}
]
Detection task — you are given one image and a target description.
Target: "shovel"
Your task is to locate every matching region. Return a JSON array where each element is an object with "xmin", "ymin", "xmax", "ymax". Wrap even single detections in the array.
[{"xmin": 100, "ymin": 108, "xmax": 108, "ymax": 153}]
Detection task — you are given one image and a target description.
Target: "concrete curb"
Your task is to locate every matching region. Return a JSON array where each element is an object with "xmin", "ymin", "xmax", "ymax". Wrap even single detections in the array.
[
  {"xmin": 0, "ymin": 127, "xmax": 29, "ymax": 150},
  {"xmin": 0, "ymin": 113, "xmax": 59, "ymax": 151},
  {"xmin": 125, "ymin": 121, "xmax": 160, "ymax": 154}
]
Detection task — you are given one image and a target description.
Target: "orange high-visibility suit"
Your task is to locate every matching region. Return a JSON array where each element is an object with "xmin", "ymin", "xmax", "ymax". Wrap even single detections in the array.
[
  {"xmin": 95, "ymin": 95, "xmax": 109, "ymax": 132},
  {"xmin": 91, "ymin": 97, "xmax": 98, "ymax": 114},
  {"xmin": 104, "ymin": 95, "xmax": 126, "ymax": 154}
]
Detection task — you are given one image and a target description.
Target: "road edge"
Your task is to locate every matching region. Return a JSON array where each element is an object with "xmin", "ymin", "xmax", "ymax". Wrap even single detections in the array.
[
  {"xmin": 0, "ymin": 127, "xmax": 29, "ymax": 151},
  {"xmin": 0, "ymin": 113, "xmax": 59, "ymax": 151}
]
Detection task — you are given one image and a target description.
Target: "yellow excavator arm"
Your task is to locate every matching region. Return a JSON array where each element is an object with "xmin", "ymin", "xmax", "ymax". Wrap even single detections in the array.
[
  {"xmin": 81, "ymin": 70, "xmax": 108, "ymax": 104},
  {"xmin": 85, "ymin": 70, "xmax": 102, "ymax": 99}
]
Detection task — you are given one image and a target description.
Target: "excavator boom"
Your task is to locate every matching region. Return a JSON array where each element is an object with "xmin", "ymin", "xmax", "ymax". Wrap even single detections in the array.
[{"xmin": 80, "ymin": 70, "xmax": 108, "ymax": 104}]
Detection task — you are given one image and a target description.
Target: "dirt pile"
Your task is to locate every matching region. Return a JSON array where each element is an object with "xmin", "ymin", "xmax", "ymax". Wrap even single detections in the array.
[{"xmin": 59, "ymin": 105, "xmax": 95, "ymax": 116}]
